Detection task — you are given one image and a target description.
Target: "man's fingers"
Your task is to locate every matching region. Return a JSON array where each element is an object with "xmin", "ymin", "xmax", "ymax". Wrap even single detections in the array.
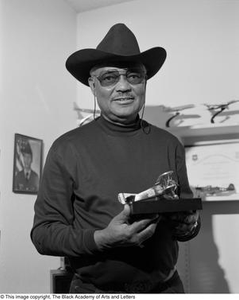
[
  {"xmin": 130, "ymin": 215, "xmax": 159, "ymax": 233},
  {"xmin": 135, "ymin": 222, "xmax": 158, "ymax": 246}
]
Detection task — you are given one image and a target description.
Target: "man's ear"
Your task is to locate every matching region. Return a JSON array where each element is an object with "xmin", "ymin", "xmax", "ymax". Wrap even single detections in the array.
[{"xmin": 88, "ymin": 77, "xmax": 96, "ymax": 95}]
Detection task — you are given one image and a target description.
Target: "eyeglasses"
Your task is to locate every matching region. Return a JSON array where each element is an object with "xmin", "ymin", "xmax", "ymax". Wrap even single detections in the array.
[{"xmin": 92, "ymin": 68, "xmax": 147, "ymax": 87}]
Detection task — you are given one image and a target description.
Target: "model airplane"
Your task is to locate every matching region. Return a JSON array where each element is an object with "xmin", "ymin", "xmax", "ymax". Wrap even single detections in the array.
[
  {"xmin": 195, "ymin": 183, "xmax": 235, "ymax": 196},
  {"xmin": 73, "ymin": 103, "xmax": 101, "ymax": 126},
  {"xmin": 164, "ymin": 104, "xmax": 195, "ymax": 127},
  {"xmin": 204, "ymin": 100, "xmax": 239, "ymax": 123}
]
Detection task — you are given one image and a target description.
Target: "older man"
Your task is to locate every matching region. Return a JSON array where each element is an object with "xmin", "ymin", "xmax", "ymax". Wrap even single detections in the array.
[{"xmin": 31, "ymin": 23, "xmax": 200, "ymax": 293}]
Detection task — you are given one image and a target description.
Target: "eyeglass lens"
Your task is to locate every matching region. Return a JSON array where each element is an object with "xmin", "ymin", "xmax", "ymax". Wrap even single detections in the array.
[{"xmin": 96, "ymin": 69, "xmax": 146, "ymax": 87}]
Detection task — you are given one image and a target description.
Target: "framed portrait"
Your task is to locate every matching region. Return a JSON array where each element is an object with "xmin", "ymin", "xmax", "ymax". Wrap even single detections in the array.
[{"xmin": 13, "ymin": 133, "xmax": 43, "ymax": 194}]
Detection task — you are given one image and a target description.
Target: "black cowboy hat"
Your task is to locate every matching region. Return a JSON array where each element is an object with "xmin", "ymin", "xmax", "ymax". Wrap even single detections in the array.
[{"xmin": 66, "ymin": 23, "xmax": 167, "ymax": 86}]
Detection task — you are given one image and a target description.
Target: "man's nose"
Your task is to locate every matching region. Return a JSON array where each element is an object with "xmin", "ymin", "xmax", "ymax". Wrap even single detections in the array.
[{"xmin": 116, "ymin": 75, "xmax": 131, "ymax": 91}]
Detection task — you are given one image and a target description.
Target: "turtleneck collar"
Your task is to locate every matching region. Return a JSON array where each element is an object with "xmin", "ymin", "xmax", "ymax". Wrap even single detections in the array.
[{"xmin": 95, "ymin": 115, "xmax": 143, "ymax": 136}]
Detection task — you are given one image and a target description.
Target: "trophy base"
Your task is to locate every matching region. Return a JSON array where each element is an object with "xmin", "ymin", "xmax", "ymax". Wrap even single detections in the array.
[{"xmin": 130, "ymin": 197, "xmax": 202, "ymax": 215}]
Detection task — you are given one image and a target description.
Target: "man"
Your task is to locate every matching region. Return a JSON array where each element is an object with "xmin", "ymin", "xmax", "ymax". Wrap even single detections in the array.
[
  {"xmin": 15, "ymin": 142, "xmax": 39, "ymax": 192},
  {"xmin": 31, "ymin": 23, "xmax": 200, "ymax": 293}
]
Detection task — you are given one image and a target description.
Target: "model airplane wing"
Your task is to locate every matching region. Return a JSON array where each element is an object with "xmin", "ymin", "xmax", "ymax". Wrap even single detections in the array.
[{"xmin": 164, "ymin": 104, "xmax": 195, "ymax": 112}]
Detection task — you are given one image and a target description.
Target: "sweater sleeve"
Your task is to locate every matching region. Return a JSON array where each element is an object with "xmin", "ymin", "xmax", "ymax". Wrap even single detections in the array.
[{"xmin": 30, "ymin": 144, "xmax": 99, "ymax": 257}]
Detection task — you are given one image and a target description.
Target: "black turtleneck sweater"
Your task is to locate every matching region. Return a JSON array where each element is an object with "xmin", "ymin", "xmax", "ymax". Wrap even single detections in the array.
[{"xmin": 31, "ymin": 116, "xmax": 193, "ymax": 291}]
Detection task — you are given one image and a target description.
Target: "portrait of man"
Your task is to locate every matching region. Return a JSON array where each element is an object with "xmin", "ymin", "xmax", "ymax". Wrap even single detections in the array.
[{"xmin": 13, "ymin": 134, "xmax": 42, "ymax": 194}]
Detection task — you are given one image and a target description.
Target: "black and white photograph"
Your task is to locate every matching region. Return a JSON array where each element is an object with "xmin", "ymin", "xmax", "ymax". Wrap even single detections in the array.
[
  {"xmin": 13, "ymin": 134, "xmax": 43, "ymax": 194},
  {"xmin": 1, "ymin": 0, "xmax": 239, "ymax": 297}
]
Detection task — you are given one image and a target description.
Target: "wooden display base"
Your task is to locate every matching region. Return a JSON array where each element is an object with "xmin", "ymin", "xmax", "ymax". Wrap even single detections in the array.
[{"xmin": 130, "ymin": 197, "xmax": 202, "ymax": 215}]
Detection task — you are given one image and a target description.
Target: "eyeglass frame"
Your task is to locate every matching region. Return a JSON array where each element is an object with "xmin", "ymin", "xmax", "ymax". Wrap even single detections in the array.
[{"xmin": 90, "ymin": 67, "xmax": 147, "ymax": 87}]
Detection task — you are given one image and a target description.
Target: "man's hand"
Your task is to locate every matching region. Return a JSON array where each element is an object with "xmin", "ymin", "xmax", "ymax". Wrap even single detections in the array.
[
  {"xmin": 94, "ymin": 204, "xmax": 160, "ymax": 251},
  {"xmin": 167, "ymin": 210, "xmax": 200, "ymax": 238}
]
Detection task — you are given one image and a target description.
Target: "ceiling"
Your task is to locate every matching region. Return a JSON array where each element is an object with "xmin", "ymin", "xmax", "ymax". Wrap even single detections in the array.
[{"xmin": 64, "ymin": 0, "xmax": 137, "ymax": 13}]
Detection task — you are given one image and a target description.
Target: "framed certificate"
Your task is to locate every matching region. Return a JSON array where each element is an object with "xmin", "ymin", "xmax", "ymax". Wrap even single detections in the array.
[{"xmin": 185, "ymin": 139, "xmax": 239, "ymax": 201}]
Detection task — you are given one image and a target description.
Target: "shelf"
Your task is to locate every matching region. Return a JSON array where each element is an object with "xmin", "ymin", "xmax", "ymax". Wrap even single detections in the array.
[
  {"xmin": 167, "ymin": 123, "xmax": 239, "ymax": 138},
  {"xmin": 203, "ymin": 193, "xmax": 239, "ymax": 202}
]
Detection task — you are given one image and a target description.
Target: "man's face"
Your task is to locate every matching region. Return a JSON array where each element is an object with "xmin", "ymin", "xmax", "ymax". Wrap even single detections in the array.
[
  {"xmin": 23, "ymin": 153, "xmax": 32, "ymax": 170},
  {"xmin": 88, "ymin": 63, "xmax": 147, "ymax": 124}
]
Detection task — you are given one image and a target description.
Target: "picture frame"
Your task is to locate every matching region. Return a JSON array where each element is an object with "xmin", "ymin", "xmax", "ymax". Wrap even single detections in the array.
[
  {"xmin": 12, "ymin": 133, "xmax": 43, "ymax": 194},
  {"xmin": 185, "ymin": 139, "xmax": 239, "ymax": 201}
]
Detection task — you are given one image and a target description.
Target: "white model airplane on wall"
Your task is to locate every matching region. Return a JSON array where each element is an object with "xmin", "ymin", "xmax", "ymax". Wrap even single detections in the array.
[{"xmin": 203, "ymin": 100, "xmax": 239, "ymax": 123}]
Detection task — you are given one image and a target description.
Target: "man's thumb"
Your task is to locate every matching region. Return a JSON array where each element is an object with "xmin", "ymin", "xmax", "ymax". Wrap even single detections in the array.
[{"xmin": 117, "ymin": 204, "xmax": 131, "ymax": 221}]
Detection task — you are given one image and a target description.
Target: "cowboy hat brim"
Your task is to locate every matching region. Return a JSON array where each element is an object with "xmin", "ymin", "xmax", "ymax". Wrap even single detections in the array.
[{"xmin": 66, "ymin": 47, "xmax": 166, "ymax": 86}]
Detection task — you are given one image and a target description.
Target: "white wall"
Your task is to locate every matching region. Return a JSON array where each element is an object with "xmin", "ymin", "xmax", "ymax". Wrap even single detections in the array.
[
  {"xmin": 0, "ymin": 0, "xmax": 77, "ymax": 293},
  {"xmin": 76, "ymin": 0, "xmax": 239, "ymax": 117},
  {"xmin": 75, "ymin": 0, "xmax": 239, "ymax": 293}
]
